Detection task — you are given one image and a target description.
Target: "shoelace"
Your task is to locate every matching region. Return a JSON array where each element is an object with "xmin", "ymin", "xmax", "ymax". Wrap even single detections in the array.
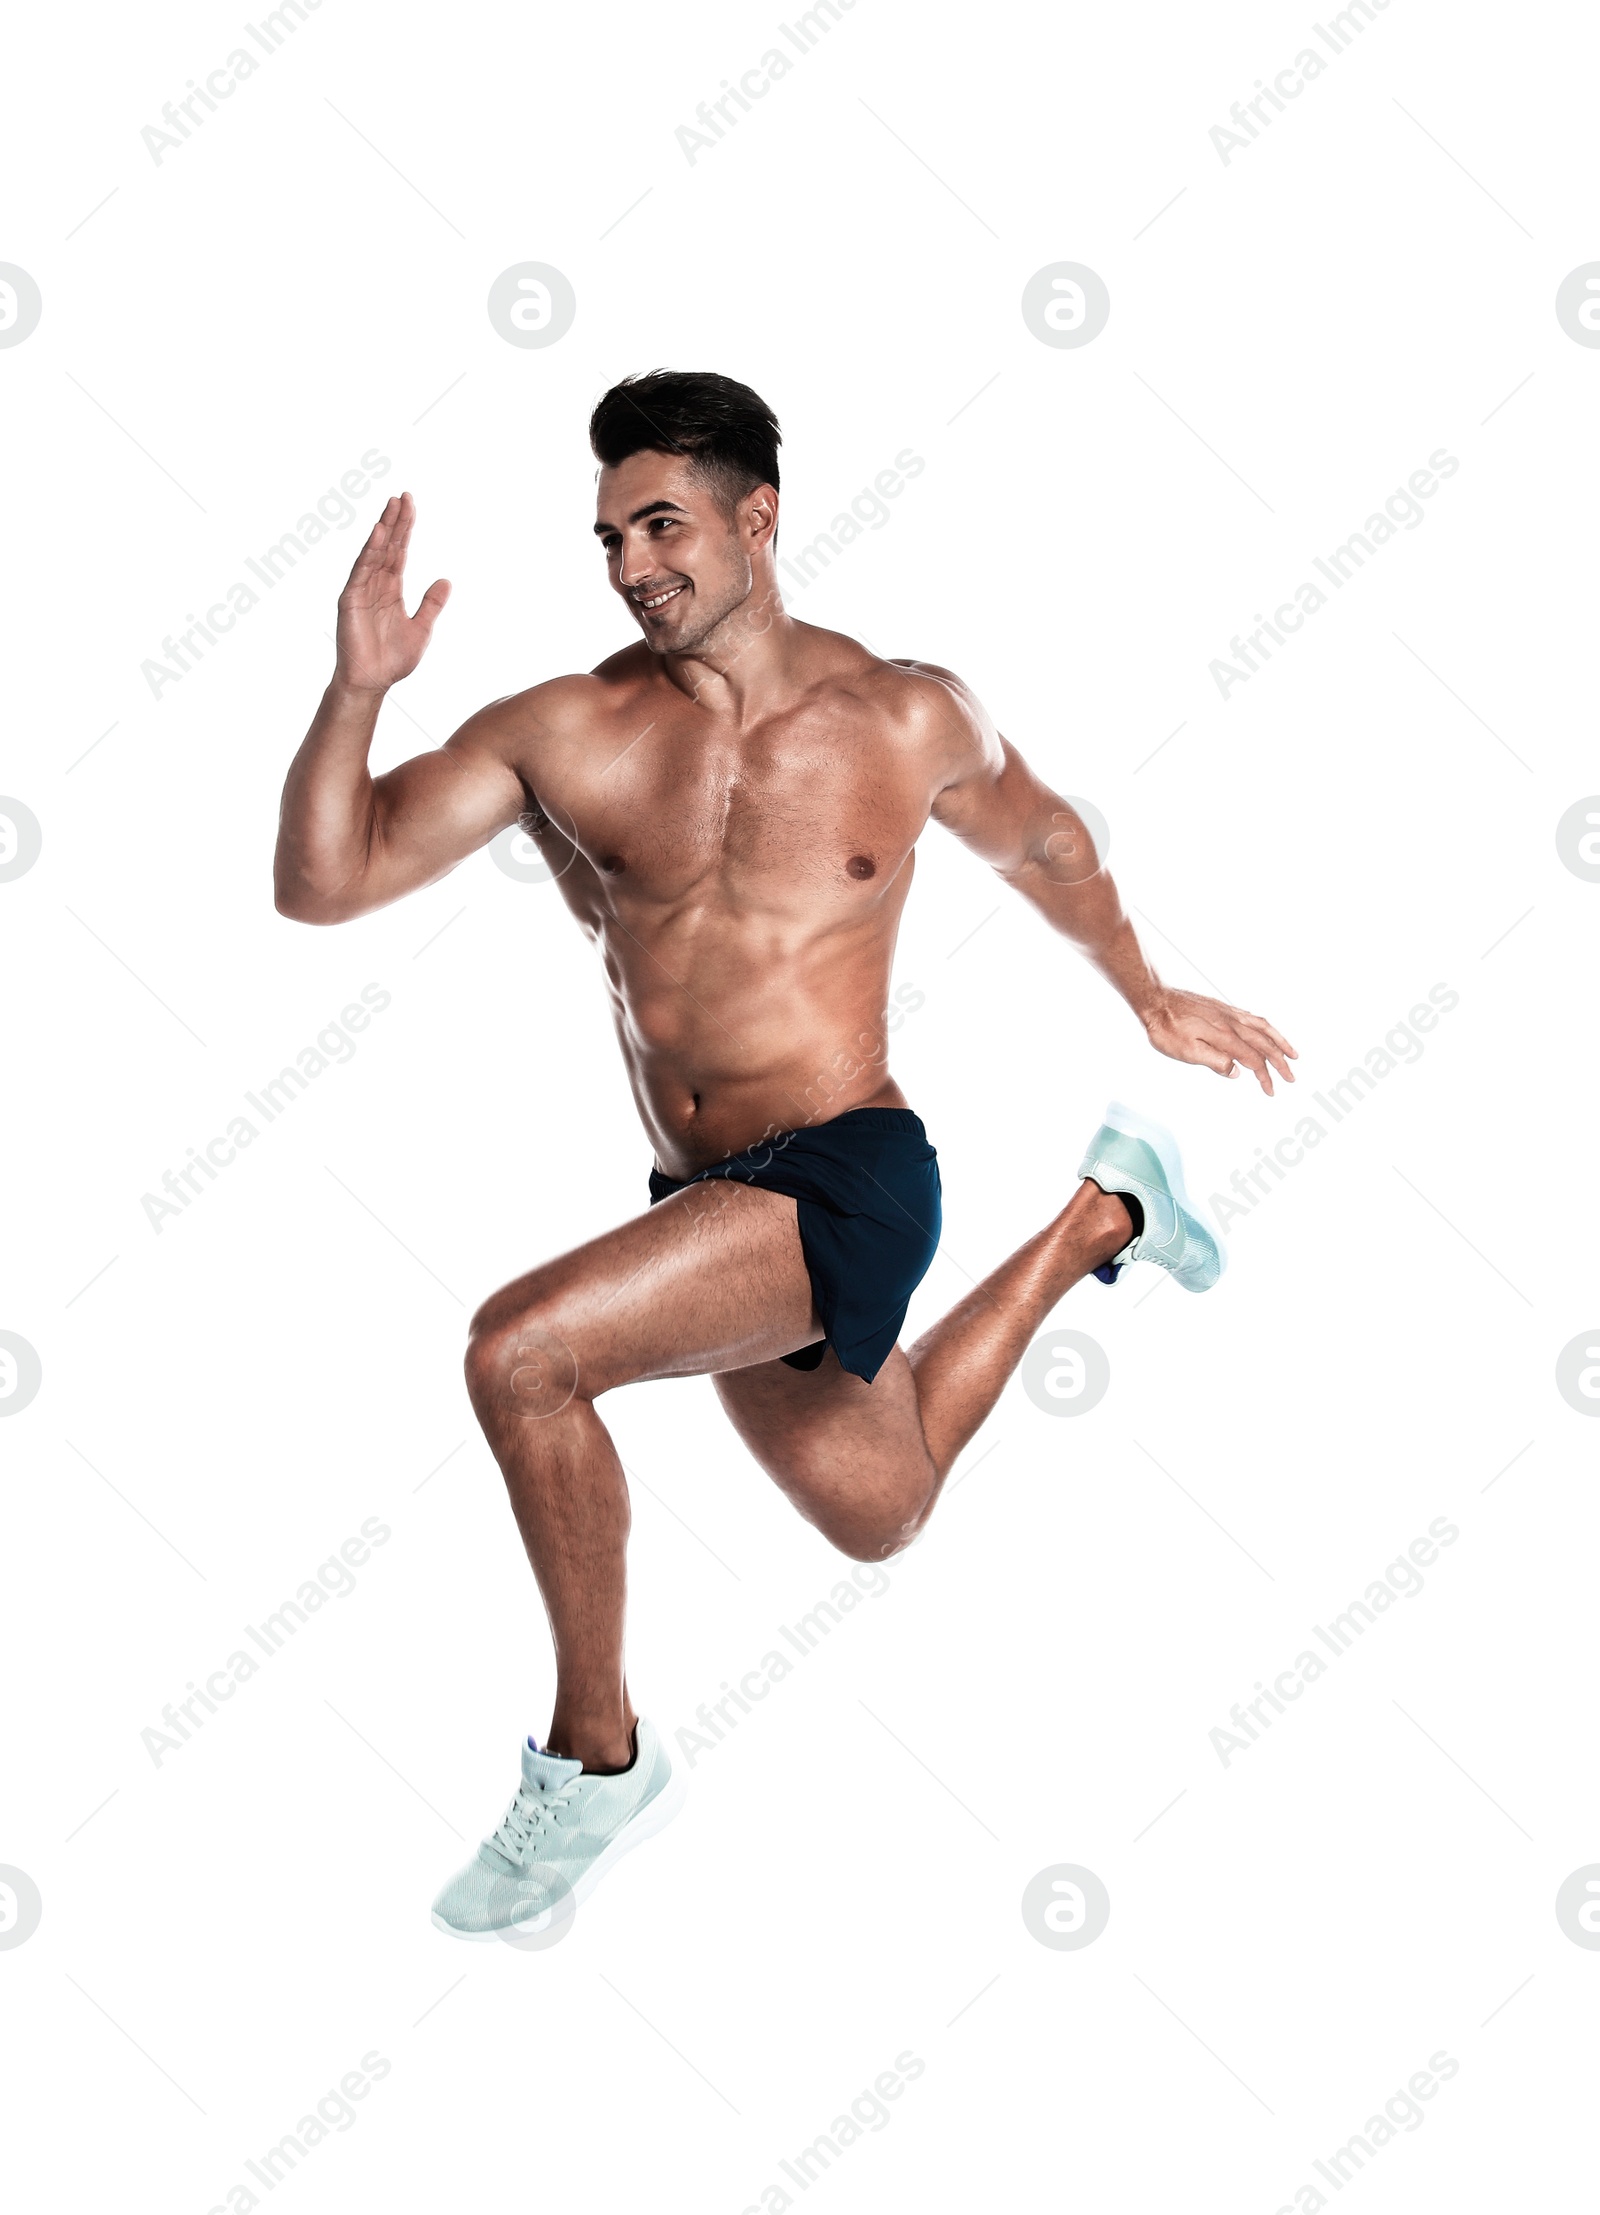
[{"xmin": 489, "ymin": 1780, "xmax": 578, "ymax": 1861}]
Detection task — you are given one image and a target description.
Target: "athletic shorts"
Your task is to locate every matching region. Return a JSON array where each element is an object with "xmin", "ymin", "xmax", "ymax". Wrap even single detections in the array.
[{"xmin": 647, "ymin": 1107, "xmax": 942, "ymax": 1384}]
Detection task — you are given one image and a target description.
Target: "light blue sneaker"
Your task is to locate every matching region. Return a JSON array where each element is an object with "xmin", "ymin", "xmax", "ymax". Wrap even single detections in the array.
[
  {"xmin": 431, "ymin": 1718, "xmax": 682, "ymax": 1940},
  {"xmin": 1078, "ymin": 1100, "xmax": 1226, "ymax": 1293}
]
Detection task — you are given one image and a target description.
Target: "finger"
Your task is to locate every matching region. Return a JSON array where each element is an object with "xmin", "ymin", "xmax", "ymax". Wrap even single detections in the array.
[
  {"xmin": 1239, "ymin": 1010, "xmax": 1297, "ymax": 1058},
  {"xmin": 370, "ymin": 491, "xmax": 409, "ymax": 588},
  {"xmin": 343, "ymin": 496, "xmax": 401, "ymax": 590},
  {"xmin": 410, "ymin": 576, "xmax": 452, "ymax": 637},
  {"xmin": 1210, "ymin": 1026, "xmax": 1273, "ymax": 1094},
  {"xmin": 1190, "ymin": 1033, "xmax": 1240, "ymax": 1078},
  {"xmin": 1235, "ymin": 1017, "xmax": 1297, "ymax": 1084},
  {"xmin": 1232, "ymin": 1037, "xmax": 1275, "ymax": 1094},
  {"xmin": 383, "ymin": 490, "xmax": 415, "ymax": 580}
]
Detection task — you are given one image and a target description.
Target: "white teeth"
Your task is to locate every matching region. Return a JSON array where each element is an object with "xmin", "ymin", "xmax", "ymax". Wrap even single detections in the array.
[{"xmin": 639, "ymin": 586, "xmax": 683, "ymax": 609}]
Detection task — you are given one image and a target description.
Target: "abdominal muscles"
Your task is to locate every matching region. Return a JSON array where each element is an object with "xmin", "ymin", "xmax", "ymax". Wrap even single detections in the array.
[{"xmin": 603, "ymin": 901, "xmax": 909, "ymax": 1175}]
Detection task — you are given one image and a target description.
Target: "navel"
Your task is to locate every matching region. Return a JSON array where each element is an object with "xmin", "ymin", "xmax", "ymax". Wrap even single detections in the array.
[
  {"xmin": 846, "ymin": 854, "xmax": 876, "ymax": 880},
  {"xmin": 601, "ymin": 854, "xmax": 624, "ymax": 874}
]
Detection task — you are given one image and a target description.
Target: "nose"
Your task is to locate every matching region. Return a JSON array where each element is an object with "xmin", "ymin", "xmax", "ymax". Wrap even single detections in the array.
[{"xmin": 617, "ymin": 534, "xmax": 655, "ymax": 591}]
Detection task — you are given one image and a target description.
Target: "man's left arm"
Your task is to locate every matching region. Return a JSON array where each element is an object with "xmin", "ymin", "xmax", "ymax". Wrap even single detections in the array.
[{"xmin": 906, "ymin": 663, "xmax": 1297, "ymax": 1095}]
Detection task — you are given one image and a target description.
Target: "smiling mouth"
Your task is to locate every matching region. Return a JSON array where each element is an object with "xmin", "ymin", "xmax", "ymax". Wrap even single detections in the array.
[{"xmin": 634, "ymin": 584, "xmax": 687, "ymax": 613}]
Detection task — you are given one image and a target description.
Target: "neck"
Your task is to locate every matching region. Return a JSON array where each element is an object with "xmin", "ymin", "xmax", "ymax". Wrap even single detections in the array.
[{"xmin": 661, "ymin": 573, "xmax": 800, "ymax": 719}]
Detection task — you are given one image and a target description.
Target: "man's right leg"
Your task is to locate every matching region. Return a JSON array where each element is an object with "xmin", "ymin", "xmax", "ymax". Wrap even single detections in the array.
[{"xmin": 462, "ymin": 1178, "xmax": 823, "ymax": 1771}]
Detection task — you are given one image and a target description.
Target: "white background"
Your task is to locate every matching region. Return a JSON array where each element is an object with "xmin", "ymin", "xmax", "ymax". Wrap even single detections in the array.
[{"xmin": 3, "ymin": 1, "xmax": 1598, "ymax": 2208}]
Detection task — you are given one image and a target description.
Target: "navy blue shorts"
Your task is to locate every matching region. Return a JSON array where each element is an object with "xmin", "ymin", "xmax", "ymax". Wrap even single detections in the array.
[{"xmin": 647, "ymin": 1107, "xmax": 942, "ymax": 1384}]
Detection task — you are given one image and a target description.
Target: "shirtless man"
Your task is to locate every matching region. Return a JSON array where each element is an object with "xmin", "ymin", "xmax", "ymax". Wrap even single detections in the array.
[{"xmin": 274, "ymin": 371, "xmax": 1295, "ymax": 1940}]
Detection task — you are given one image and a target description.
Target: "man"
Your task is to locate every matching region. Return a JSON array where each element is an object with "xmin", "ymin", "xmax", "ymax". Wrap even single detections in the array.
[{"xmin": 274, "ymin": 370, "xmax": 1295, "ymax": 1940}]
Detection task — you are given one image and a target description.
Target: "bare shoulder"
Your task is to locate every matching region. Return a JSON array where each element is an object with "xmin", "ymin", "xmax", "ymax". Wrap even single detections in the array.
[
  {"xmin": 786, "ymin": 624, "xmax": 994, "ymax": 761},
  {"xmin": 445, "ymin": 657, "xmax": 646, "ymax": 773},
  {"xmin": 886, "ymin": 657, "xmax": 998, "ymax": 738},
  {"xmin": 849, "ymin": 648, "xmax": 1004, "ymax": 790}
]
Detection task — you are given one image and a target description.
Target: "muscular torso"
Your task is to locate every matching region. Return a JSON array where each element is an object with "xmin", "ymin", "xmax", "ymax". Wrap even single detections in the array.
[{"xmin": 494, "ymin": 628, "xmax": 968, "ymax": 1176}]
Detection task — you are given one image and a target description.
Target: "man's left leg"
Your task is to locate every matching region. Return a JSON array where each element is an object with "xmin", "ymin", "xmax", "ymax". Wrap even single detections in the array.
[{"xmin": 714, "ymin": 1177, "xmax": 1135, "ymax": 1558}]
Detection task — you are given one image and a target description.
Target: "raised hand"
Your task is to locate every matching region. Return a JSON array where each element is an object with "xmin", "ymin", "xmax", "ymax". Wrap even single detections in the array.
[
  {"xmin": 1145, "ymin": 988, "xmax": 1298, "ymax": 1095},
  {"xmin": 335, "ymin": 491, "xmax": 451, "ymax": 695}
]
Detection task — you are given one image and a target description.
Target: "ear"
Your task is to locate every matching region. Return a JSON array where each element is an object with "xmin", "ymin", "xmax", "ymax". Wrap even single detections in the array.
[{"xmin": 743, "ymin": 483, "xmax": 779, "ymax": 548}]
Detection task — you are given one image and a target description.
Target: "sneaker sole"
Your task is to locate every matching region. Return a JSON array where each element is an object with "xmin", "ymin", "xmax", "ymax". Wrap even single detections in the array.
[
  {"xmin": 431, "ymin": 1759, "xmax": 687, "ymax": 1941},
  {"xmin": 1100, "ymin": 1098, "xmax": 1228, "ymax": 1286}
]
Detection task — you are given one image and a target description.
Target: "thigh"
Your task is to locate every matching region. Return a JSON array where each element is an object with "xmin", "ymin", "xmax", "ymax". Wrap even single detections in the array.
[
  {"xmin": 713, "ymin": 1344, "xmax": 937, "ymax": 1553},
  {"xmin": 472, "ymin": 1180, "xmax": 823, "ymax": 1397}
]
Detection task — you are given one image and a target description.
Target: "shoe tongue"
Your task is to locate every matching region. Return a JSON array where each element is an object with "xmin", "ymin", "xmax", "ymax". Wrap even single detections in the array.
[{"xmin": 523, "ymin": 1736, "xmax": 584, "ymax": 1792}]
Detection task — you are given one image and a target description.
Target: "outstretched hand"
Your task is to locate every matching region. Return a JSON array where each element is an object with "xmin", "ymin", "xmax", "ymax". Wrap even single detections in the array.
[
  {"xmin": 1145, "ymin": 988, "xmax": 1297, "ymax": 1095},
  {"xmin": 335, "ymin": 491, "xmax": 451, "ymax": 695}
]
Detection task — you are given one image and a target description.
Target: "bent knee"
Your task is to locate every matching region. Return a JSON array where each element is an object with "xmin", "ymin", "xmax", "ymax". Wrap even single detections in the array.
[
  {"xmin": 831, "ymin": 1522, "xmax": 921, "ymax": 1564},
  {"xmin": 807, "ymin": 1467, "xmax": 936, "ymax": 1564},
  {"xmin": 465, "ymin": 1290, "xmax": 584, "ymax": 1422}
]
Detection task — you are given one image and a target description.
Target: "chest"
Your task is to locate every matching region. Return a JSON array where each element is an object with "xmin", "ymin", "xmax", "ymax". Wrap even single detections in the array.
[{"xmin": 543, "ymin": 710, "xmax": 928, "ymax": 901}]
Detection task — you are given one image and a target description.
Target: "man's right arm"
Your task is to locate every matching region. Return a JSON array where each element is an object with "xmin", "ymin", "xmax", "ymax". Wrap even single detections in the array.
[
  {"xmin": 274, "ymin": 684, "xmax": 530, "ymax": 924},
  {"xmin": 274, "ymin": 490, "xmax": 532, "ymax": 925}
]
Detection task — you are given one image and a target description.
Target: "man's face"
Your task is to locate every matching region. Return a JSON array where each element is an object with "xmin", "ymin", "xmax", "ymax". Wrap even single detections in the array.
[{"xmin": 594, "ymin": 451, "xmax": 770, "ymax": 655}]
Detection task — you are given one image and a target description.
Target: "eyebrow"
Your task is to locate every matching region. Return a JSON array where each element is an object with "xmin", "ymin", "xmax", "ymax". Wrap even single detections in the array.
[{"xmin": 593, "ymin": 499, "xmax": 690, "ymax": 537}]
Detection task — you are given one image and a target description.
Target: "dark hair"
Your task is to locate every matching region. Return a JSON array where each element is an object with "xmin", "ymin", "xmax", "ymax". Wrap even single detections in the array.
[{"xmin": 588, "ymin": 370, "xmax": 781, "ymax": 513}]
